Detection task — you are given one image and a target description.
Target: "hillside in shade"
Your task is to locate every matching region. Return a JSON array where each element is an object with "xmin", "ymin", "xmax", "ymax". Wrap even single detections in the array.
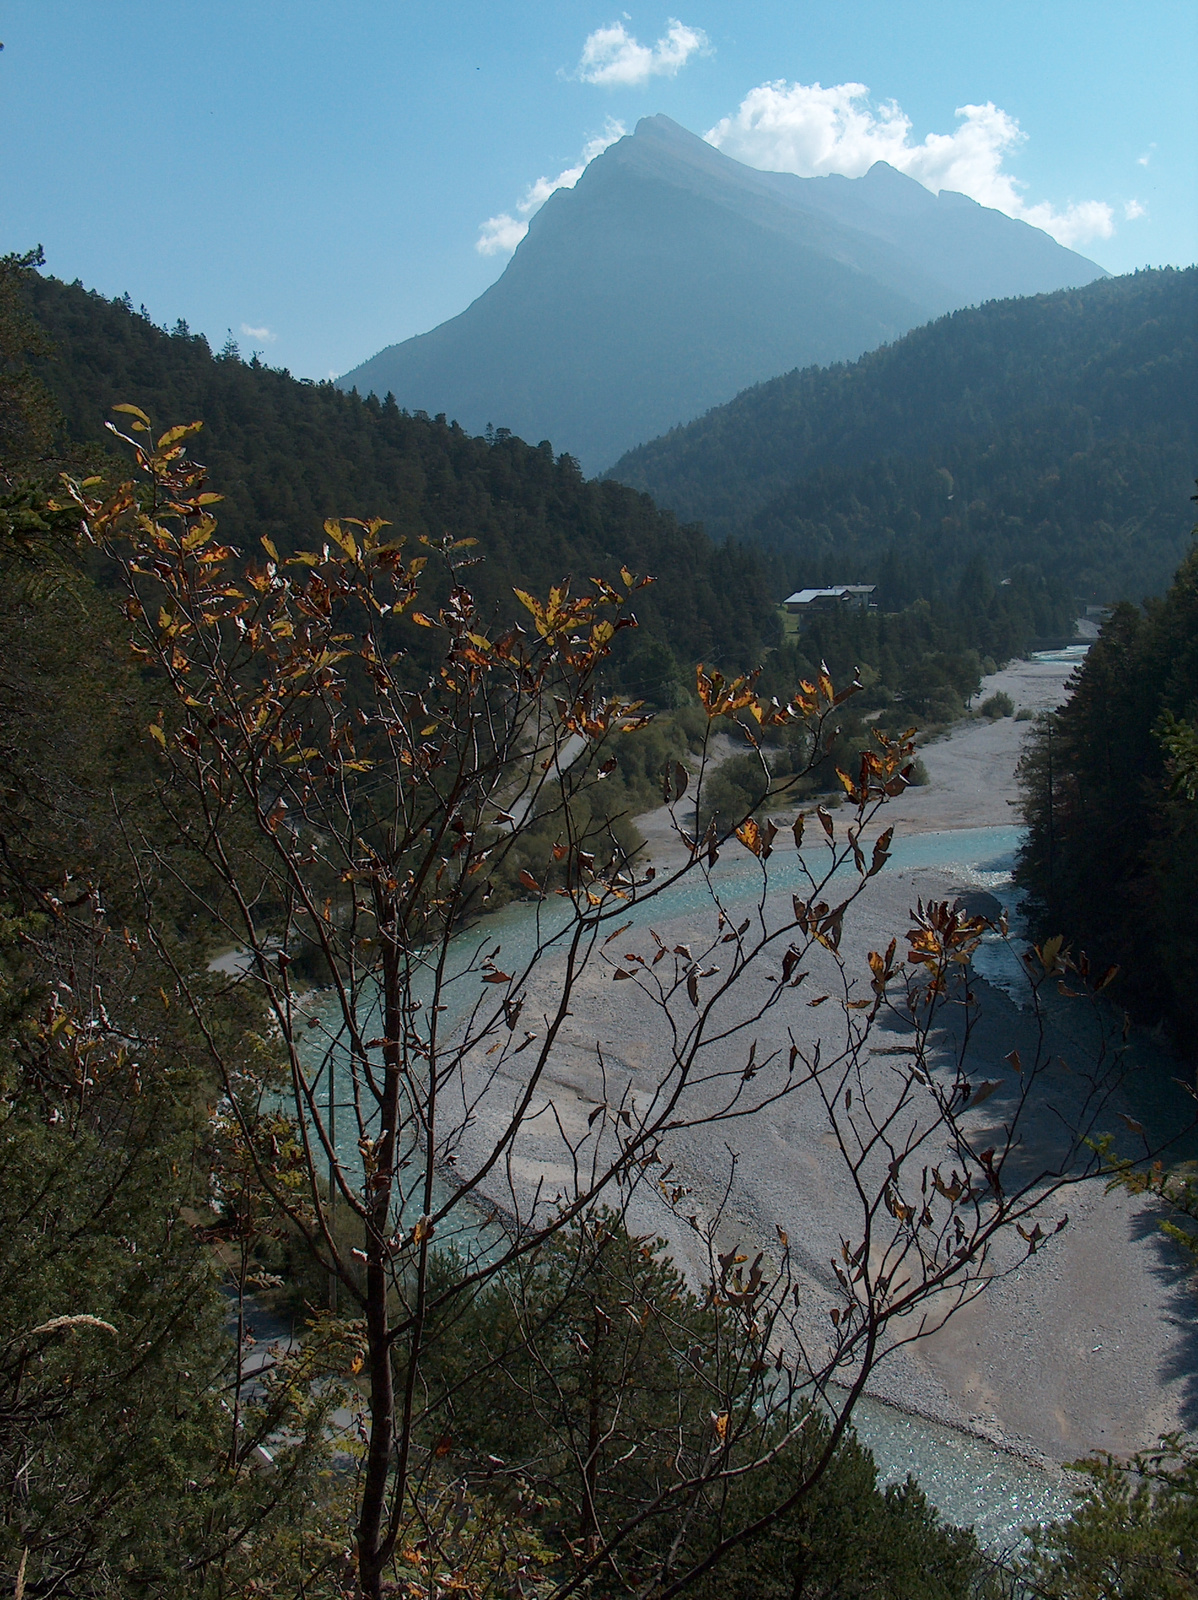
[
  {"xmin": 18, "ymin": 267, "xmax": 780, "ymax": 693},
  {"xmin": 610, "ymin": 267, "xmax": 1198, "ymax": 606},
  {"xmin": 338, "ymin": 115, "xmax": 1105, "ymax": 473},
  {"xmin": 14, "ymin": 260, "xmax": 1107, "ymax": 735}
]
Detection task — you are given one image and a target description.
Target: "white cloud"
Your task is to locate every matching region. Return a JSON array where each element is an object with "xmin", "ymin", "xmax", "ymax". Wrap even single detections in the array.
[
  {"xmin": 476, "ymin": 119, "xmax": 626, "ymax": 256},
  {"xmin": 576, "ymin": 18, "xmax": 709, "ymax": 87},
  {"xmin": 476, "ymin": 213, "xmax": 530, "ymax": 257},
  {"xmin": 1137, "ymin": 144, "xmax": 1156, "ymax": 167},
  {"xmin": 1125, "ymin": 198, "xmax": 1147, "ymax": 220},
  {"xmin": 240, "ymin": 322, "xmax": 277, "ymax": 342},
  {"xmin": 705, "ymin": 80, "xmax": 1114, "ymax": 248}
]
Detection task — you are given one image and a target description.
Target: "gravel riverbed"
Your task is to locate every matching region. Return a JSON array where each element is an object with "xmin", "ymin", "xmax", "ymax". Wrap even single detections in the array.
[{"xmin": 454, "ymin": 652, "xmax": 1197, "ymax": 1471}]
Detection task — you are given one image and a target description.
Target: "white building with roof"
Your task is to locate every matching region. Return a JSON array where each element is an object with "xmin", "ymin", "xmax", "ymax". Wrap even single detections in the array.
[{"xmin": 783, "ymin": 585, "xmax": 875, "ymax": 615}]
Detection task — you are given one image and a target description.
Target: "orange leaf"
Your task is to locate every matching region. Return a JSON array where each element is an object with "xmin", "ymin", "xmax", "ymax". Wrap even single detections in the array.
[{"xmin": 735, "ymin": 819, "xmax": 763, "ymax": 856}]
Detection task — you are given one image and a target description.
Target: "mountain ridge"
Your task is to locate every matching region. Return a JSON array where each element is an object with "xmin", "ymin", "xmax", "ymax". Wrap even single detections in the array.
[
  {"xmin": 338, "ymin": 115, "xmax": 1105, "ymax": 471},
  {"xmin": 609, "ymin": 266, "xmax": 1198, "ymax": 606}
]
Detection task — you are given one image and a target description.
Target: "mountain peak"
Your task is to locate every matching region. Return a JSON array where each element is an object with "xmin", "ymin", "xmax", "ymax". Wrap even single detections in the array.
[
  {"xmin": 339, "ymin": 117, "xmax": 1107, "ymax": 471},
  {"xmin": 863, "ymin": 159, "xmax": 918, "ymax": 185},
  {"xmin": 599, "ymin": 112, "xmax": 744, "ymax": 185},
  {"xmin": 633, "ymin": 112, "xmax": 697, "ymax": 142}
]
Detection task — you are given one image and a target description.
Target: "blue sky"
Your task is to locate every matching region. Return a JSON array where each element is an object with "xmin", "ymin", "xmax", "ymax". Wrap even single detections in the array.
[{"xmin": 4, "ymin": 2, "xmax": 1194, "ymax": 381}]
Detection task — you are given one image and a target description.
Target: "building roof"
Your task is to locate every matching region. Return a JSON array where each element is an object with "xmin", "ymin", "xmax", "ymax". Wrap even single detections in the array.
[{"xmin": 784, "ymin": 585, "xmax": 876, "ymax": 605}]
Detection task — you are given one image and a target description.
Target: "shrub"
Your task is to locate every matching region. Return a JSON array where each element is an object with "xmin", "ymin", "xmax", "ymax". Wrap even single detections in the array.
[{"xmin": 698, "ymin": 752, "xmax": 771, "ymax": 833}]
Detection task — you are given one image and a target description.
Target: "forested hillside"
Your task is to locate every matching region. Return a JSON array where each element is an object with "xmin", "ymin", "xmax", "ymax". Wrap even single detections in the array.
[
  {"xmin": 612, "ymin": 268, "xmax": 1197, "ymax": 606},
  {"xmin": 19, "ymin": 263, "xmax": 1101, "ymax": 725},
  {"xmin": 19, "ymin": 269, "xmax": 779, "ymax": 696},
  {"xmin": 0, "ymin": 248, "xmax": 1003, "ymax": 1599},
  {"xmin": 1017, "ymin": 531, "xmax": 1198, "ymax": 1049}
]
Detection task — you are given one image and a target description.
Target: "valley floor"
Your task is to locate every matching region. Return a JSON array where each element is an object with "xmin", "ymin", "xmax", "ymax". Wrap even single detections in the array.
[
  {"xmin": 459, "ymin": 653, "xmax": 1196, "ymax": 1472},
  {"xmin": 841, "ymin": 653, "xmax": 1197, "ymax": 1466}
]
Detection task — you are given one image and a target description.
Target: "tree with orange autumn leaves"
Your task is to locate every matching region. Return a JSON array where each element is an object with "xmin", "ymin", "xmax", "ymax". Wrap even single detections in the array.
[{"xmin": 60, "ymin": 408, "xmax": 1129, "ymax": 1600}]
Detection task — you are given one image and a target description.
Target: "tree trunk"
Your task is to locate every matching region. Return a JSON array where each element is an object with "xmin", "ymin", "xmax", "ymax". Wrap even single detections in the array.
[
  {"xmin": 357, "ymin": 1251, "xmax": 395, "ymax": 1600},
  {"xmin": 584, "ymin": 1303, "xmax": 603, "ymax": 1559},
  {"xmin": 356, "ymin": 930, "xmax": 404, "ymax": 1599}
]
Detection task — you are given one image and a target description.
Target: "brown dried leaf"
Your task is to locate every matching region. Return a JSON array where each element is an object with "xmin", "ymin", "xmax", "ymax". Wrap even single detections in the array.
[{"xmin": 735, "ymin": 818, "xmax": 763, "ymax": 857}]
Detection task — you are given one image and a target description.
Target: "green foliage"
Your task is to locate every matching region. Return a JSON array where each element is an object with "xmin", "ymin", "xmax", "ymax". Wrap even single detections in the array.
[
  {"xmin": 757, "ymin": 569, "xmax": 1045, "ymax": 727},
  {"xmin": 1020, "ymin": 1436, "xmax": 1198, "ymax": 1598},
  {"xmin": 0, "ymin": 553, "xmax": 159, "ymax": 908},
  {"xmin": 1157, "ymin": 708, "xmax": 1198, "ymax": 802},
  {"xmin": 419, "ymin": 1214, "xmax": 986, "ymax": 1596},
  {"xmin": 0, "ymin": 822, "xmax": 358, "ymax": 1597},
  {"xmin": 0, "ymin": 1033, "xmax": 351, "ymax": 1596},
  {"xmin": 1099, "ymin": 1140, "xmax": 1198, "ymax": 1271},
  {"xmin": 694, "ymin": 1436, "xmax": 986, "ymax": 1600},
  {"xmin": 479, "ymin": 712, "xmax": 692, "ymax": 911},
  {"xmin": 613, "ymin": 268, "xmax": 1198, "ymax": 613},
  {"xmin": 731, "ymin": 609, "xmax": 975, "ymax": 809},
  {"xmin": 980, "ymin": 691, "xmax": 1015, "ymax": 719},
  {"xmin": 0, "ymin": 247, "xmax": 60, "ymax": 471},
  {"xmin": 0, "ymin": 257, "xmax": 1139, "ymax": 1600},
  {"xmin": 697, "ymin": 750, "xmax": 772, "ymax": 831},
  {"xmin": 0, "ymin": 393, "xmax": 959, "ymax": 1593},
  {"xmin": 18, "ymin": 267, "xmax": 780, "ymax": 686},
  {"xmin": 0, "ymin": 304, "xmax": 360, "ymax": 1597},
  {"xmin": 1015, "ymin": 532, "xmax": 1198, "ymax": 1047}
]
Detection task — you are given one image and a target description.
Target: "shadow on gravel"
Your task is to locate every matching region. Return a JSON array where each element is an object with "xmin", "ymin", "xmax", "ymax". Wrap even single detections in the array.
[{"xmin": 1126, "ymin": 1201, "xmax": 1198, "ymax": 1431}]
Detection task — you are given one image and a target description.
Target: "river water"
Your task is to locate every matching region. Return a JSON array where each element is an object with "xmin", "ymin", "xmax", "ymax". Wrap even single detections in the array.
[
  {"xmin": 306, "ymin": 647, "xmax": 1195, "ymax": 1550},
  {"xmin": 304, "ymin": 818, "xmax": 1119, "ymax": 1547}
]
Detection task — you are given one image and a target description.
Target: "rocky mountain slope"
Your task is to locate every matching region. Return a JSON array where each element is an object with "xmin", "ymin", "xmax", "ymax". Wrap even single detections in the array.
[{"xmin": 339, "ymin": 115, "xmax": 1105, "ymax": 472}]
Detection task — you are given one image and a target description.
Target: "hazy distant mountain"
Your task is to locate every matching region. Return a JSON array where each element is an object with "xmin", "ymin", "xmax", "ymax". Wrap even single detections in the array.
[{"xmin": 339, "ymin": 115, "xmax": 1106, "ymax": 472}]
